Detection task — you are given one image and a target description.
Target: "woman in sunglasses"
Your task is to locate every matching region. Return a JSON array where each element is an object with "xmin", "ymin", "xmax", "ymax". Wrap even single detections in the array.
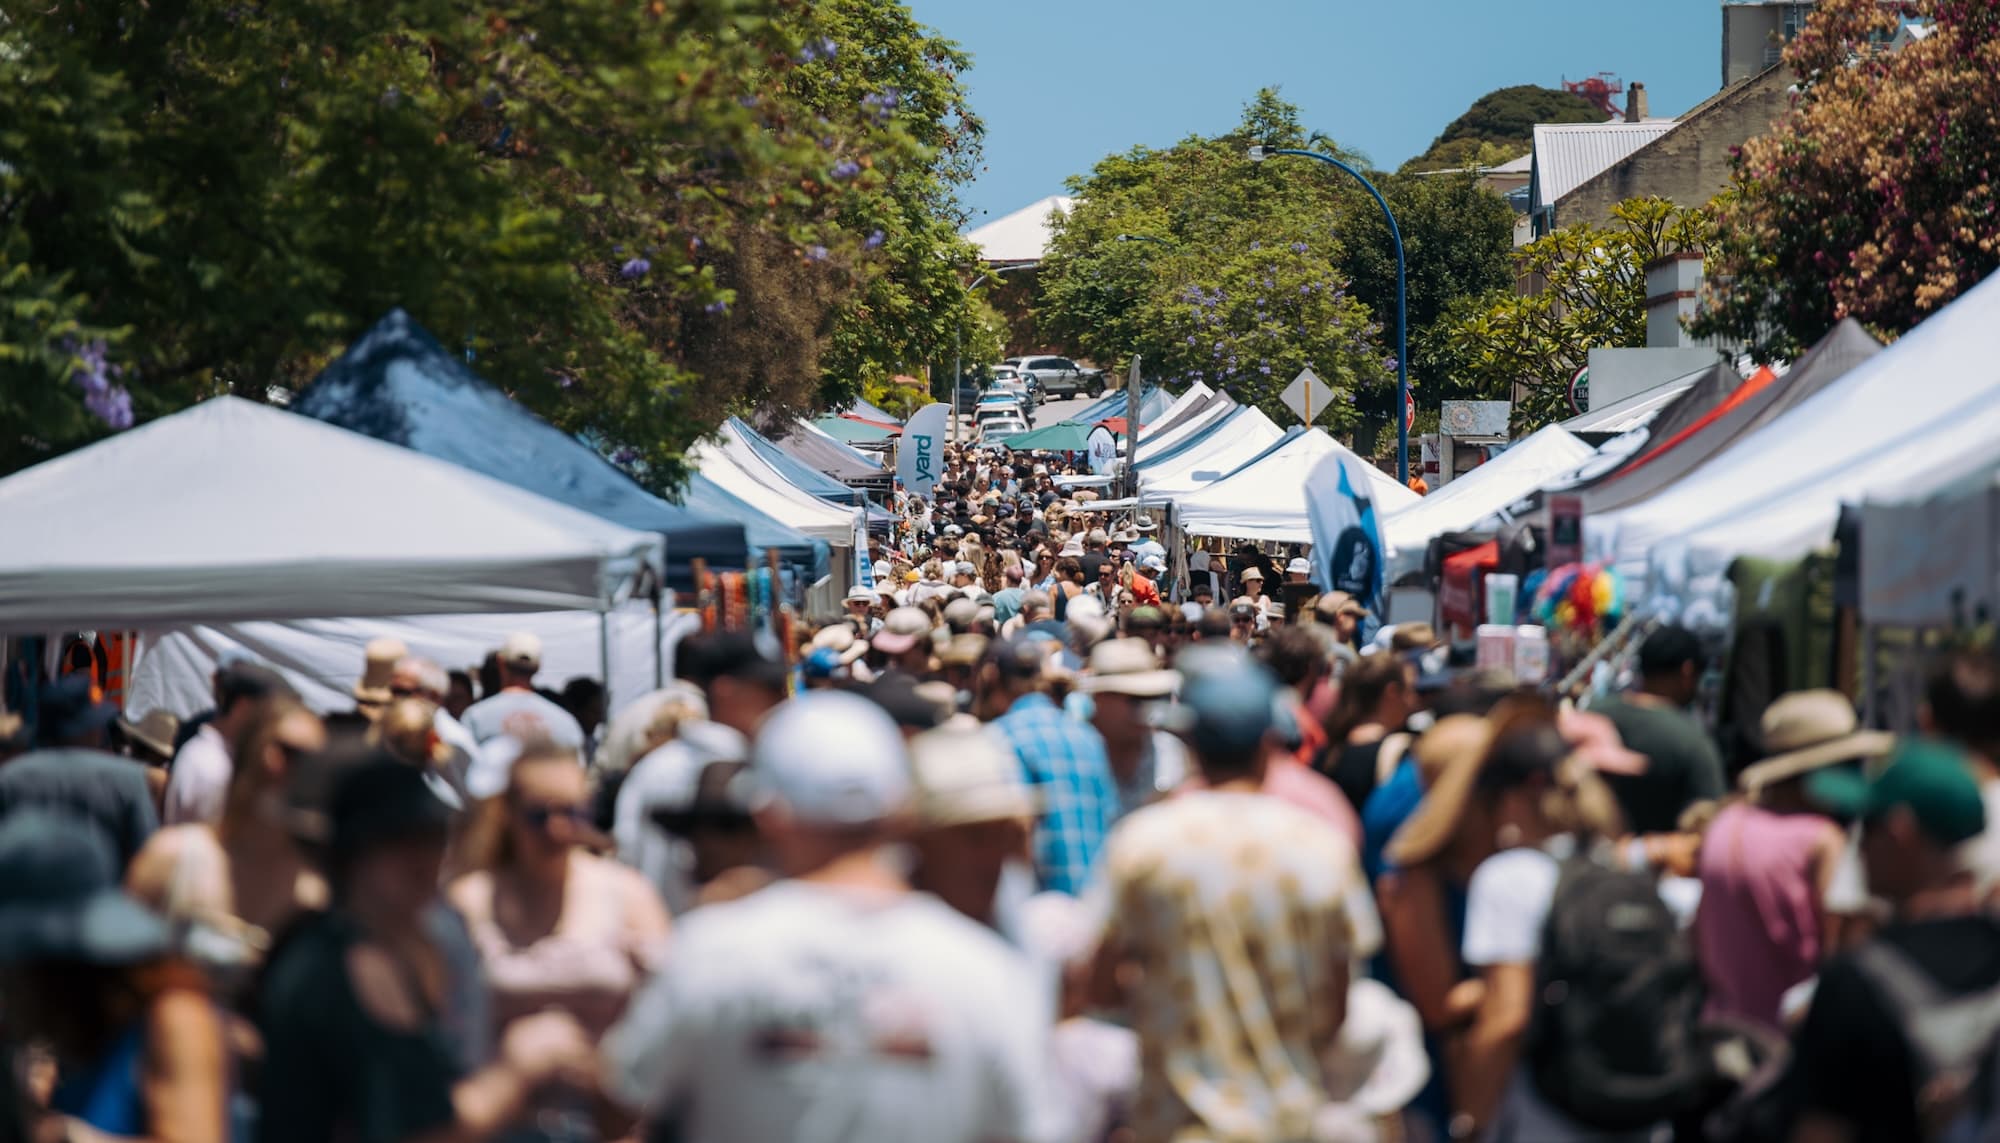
[{"xmin": 449, "ymin": 738, "xmax": 671, "ymax": 1047}]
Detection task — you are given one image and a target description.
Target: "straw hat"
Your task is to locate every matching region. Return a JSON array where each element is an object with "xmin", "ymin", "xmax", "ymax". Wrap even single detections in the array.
[
  {"xmin": 1384, "ymin": 715, "xmax": 1501, "ymax": 868},
  {"xmin": 908, "ymin": 721, "xmax": 1038, "ymax": 828},
  {"xmin": 1738, "ymin": 690, "xmax": 1893, "ymax": 797},
  {"xmin": 810, "ymin": 624, "xmax": 868, "ymax": 666},
  {"xmin": 1078, "ymin": 639, "xmax": 1180, "ymax": 698},
  {"xmin": 352, "ymin": 636, "xmax": 408, "ymax": 705},
  {"xmin": 116, "ymin": 708, "xmax": 180, "ymax": 760}
]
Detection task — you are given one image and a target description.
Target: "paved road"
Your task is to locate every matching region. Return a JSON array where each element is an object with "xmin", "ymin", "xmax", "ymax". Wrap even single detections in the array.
[{"xmin": 952, "ymin": 391, "xmax": 1102, "ymax": 444}]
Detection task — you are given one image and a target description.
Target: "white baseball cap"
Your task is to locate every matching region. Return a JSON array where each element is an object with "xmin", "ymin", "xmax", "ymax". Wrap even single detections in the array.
[
  {"xmin": 1140, "ymin": 554, "xmax": 1167, "ymax": 573},
  {"xmin": 1286, "ymin": 557, "xmax": 1313, "ymax": 576},
  {"xmin": 752, "ymin": 692, "xmax": 911, "ymax": 826},
  {"xmin": 499, "ymin": 632, "xmax": 542, "ymax": 669}
]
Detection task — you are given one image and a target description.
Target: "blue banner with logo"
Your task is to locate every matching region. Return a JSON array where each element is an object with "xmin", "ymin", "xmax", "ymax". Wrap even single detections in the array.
[
  {"xmin": 896, "ymin": 402, "xmax": 950, "ymax": 500},
  {"xmin": 1305, "ymin": 451, "xmax": 1387, "ymax": 620}
]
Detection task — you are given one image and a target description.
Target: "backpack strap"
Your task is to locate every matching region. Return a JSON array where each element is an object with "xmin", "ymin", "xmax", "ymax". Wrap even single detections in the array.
[
  {"xmin": 1374, "ymin": 732, "xmax": 1414, "ymax": 787},
  {"xmin": 1850, "ymin": 941, "xmax": 2000, "ymax": 1084}
]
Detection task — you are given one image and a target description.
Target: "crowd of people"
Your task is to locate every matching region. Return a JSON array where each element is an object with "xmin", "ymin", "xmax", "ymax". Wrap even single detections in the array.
[{"xmin": 2, "ymin": 441, "xmax": 1999, "ymax": 1142}]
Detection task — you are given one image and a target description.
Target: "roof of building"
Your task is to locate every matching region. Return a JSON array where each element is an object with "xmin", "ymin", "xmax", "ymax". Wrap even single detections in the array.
[
  {"xmin": 1560, "ymin": 363, "xmax": 1712, "ymax": 435},
  {"xmin": 963, "ymin": 194, "xmax": 1073, "ymax": 266},
  {"xmin": 1530, "ymin": 120, "xmax": 1677, "ymax": 210}
]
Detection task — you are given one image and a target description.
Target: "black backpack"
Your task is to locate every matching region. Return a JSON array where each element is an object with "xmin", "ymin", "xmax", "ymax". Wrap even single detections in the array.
[
  {"xmin": 1848, "ymin": 939, "xmax": 2000, "ymax": 1142},
  {"xmin": 1525, "ymin": 854, "xmax": 1714, "ymax": 1130}
]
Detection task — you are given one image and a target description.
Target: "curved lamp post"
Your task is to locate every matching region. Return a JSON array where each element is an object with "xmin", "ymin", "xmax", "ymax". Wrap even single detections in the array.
[{"xmin": 1247, "ymin": 145, "xmax": 1410, "ymax": 483}]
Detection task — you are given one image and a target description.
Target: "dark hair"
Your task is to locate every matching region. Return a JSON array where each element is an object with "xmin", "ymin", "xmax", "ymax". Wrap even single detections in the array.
[
  {"xmin": 679, "ymin": 632, "xmax": 788, "ymax": 695},
  {"xmin": 217, "ymin": 663, "xmax": 293, "ymax": 716},
  {"xmin": 1055, "ymin": 556, "xmax": 1083, "ymax": 581},
  {"xmin": 1261, "ymin": 627, "xmax": 1324, "ymax": 689},
  {"xmin": 1196, "ymin": 608, "xmax": 1234, "ymax": 641},
  {"xmin": 1927, "ymin": 649, "xmax": 2000, "ymax": 762},
  {"xmin": 446, "ymin": 669, "xmax": 475, "ymax": 696},
  {"xmin": 1637, "ymin": 624, "xmax": 1703, "ymax": 679},
  {"xmin": 561, "ymin": 677, "xmax": 604, "ymax": 708},
  {"xmin": 1325, "ymin": 652, "xmax": 1407, "ymax": 744},
  {"xmin": 478, "ymin": 651, "xmax": 503, "ymax": 700}
]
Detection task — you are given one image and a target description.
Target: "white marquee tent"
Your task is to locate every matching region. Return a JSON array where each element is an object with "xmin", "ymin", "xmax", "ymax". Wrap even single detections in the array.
[
  {"xmin": 1176, "ymin": 428, "xmax": 1418, "ymax": 543},
  {"xmin": 1137, "ymin": 393, "xmax": 1239, "ymax": 461},
  {"xmin": 1588, "ymin": 271, "xmax": 2000, "ymax": 594},
  {"xmin": 693, "ymin": 431, "xmax": 862, "ymax": 550},
  {"xmin": 1140, "ymin": 406, "xmax": 1286, "ymax": 499},
  {"xmin": 1383, "ymin": 426, "xmax": 1597, "ymax": 577},
  {"xmin": 0, "ymin": 397, "xmax": 663, "ymax": 633}
]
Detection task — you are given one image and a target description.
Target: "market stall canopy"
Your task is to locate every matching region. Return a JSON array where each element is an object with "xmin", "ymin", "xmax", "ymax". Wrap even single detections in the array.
[
  {"xmin": 1382, "ymin": 426, "xmax": 1596, "ymax": 577},
  {"xmin": 722, "ymin": 418, "xmax": 878, "ymax": 510},
  {"xmin": 1859, "ymin": 463, "xmax": 2000, "ymax": 628},
  {"xmin": 1589, "ymin": 271, "xmax": 2000, "ymax": 587},
  {"xmin": 676, "ymin": 474, "xmax": 829, "ymax": 582},
  {"xmin": 843, "ymin": 396, "xmax": 905, "ymax": 426},
  {"xmin": 998, "ymin": 421, "xmax": 1095, "ymax": 452},
  {"xmin": 1175, "ymin": 428, "xmax": 1418, "ymax": 544},
  {"xmin": 764, "ymin": 418, "xmax": 885, "ymax": 483},
  {"xmin": 1559, "ymin": 365, "xmax": 1714, "ymax": 439},
  {"xmin": 813, "ymin": 416, "xmax": 896, "ymax": 445},
  {"xmin": 691, "ymin": 437, "xmax": 862, "ymax": 549},
  {"xmin": 1138, "ymin": 388, "xmax": 1229, "ymax": 445},
  {"xmin": 1579, "ymin": 322, "xmax": 1879, "ymax": 516},
  {"xmin": 1141, "ymin": 382, "xmax": 1214, "ymax": 435},
  {"xmin": 291, "ymin": 309, "xmax": 744, "ymax": 594},
  {"xmin": 1139, "ymin": 406, "xmax": 1286, "ymax": 498},
  {"xmin": 1137, "ymin": 393, "xmax": 1240, "ymax": 461},
  {"xmin": 1070, "ymin": 383, "xmax": 1173, "ymax": 427},
  {"xmin": 0, "ymin": 397, "xmax": 663, "ymax": 633}
]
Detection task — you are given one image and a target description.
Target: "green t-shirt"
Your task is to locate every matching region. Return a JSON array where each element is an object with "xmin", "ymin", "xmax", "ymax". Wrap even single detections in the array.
[{"xmin": 1591, "ymin": 695, "xmax": 1727, "ymax": 835}]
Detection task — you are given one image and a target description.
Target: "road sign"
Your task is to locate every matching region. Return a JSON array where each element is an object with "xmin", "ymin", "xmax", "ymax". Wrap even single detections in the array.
[
  {"xmin": 1281, "ymin": 368, "xmax": 1337, "ymax": 427},
  {"xmin": 1404, "ymin": 390, "xmax": 1416, "ymax": 432}
]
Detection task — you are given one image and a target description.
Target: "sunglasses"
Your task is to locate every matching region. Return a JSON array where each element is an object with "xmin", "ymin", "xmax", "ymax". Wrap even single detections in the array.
[{"xmin": 517, "ymin": 804, "xmax": 590, "ymax": 830}]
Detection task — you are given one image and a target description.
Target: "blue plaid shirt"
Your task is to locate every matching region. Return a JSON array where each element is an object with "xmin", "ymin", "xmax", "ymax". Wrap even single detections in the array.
[{"xmin": 993, "ymin": 692, "xmax": 1116, "ymax": 895}]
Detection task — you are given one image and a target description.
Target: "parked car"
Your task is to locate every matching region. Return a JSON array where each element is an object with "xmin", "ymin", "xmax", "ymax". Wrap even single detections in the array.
[
  {"xmin": 978, "ymin": 415, "xmax": 1028, "ymax": 441},
  {"xmin": 977, "ymin": 394, "xmax": 1033, "ymax": 428},
  {"xmin": 990, "ymin": 364, "xmax": 1039, "ymax": 404},
  {"xmin": 1006, "ymin": 355, "xmax": 1104, "ymax": 400}
]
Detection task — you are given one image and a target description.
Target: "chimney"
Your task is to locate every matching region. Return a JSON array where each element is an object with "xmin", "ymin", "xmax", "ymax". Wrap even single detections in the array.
[
  {"xmin": 1645, "ymin": 254, "xmax": 1704, "ymax": 348},
  {"xmin": 1625, "ymin": 82, "xmax": 1649, "ymax": 123}
]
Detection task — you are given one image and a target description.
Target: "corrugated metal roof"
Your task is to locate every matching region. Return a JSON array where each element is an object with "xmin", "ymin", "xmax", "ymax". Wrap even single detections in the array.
[{"xmin": 1531, "ymin": 121, "xmax": 1678, "ymax": 209}]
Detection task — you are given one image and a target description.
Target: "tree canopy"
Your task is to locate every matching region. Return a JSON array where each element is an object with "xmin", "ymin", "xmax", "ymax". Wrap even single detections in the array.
[
  {"xmin": 1404, "ymin": 84, "xmax": 1604, "ymax": 171},
  {"xmin": 1036, "ymin": 90, "xmax": 1513, "ymax": 445},
  {"xmin": 0, "ymin": 0, "xmax": 982, "ymax": 488},
  {"xmin": 1692, "ymin": 0, "xmax": 2000, "ymax": 360}
]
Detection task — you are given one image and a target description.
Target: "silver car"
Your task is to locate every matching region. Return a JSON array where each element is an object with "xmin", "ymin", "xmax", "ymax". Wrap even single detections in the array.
[{"xmin": 1005, "ymin": 355, "xmax": 1105, "ymax": 401}]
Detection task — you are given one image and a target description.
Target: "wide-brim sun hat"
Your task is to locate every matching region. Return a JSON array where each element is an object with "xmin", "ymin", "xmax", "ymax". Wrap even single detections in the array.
[{"xmin": 1738, "ymin": 689, "xmax": 1894, "ymax": 797}]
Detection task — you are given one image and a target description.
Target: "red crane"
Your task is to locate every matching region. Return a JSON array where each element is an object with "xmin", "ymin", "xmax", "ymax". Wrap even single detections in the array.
[{"xmin": 1562, "ymin": 73, "xmax": 1625, "ymax": 119}]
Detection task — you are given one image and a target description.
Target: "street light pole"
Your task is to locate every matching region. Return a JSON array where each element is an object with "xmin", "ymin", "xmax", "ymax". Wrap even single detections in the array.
[
  {"xmin": 1247, "ymin": 145, "xmax": 1410, "ymax": 484},
  {"xmin": 952, "ymin": 270, "xmax": 994, "ymax": 446}
]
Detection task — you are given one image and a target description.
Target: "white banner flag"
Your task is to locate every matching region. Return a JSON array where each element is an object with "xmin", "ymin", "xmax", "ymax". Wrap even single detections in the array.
[{"xmin": 896, "ymin": 402, "xmax": 950, "ymax": 499}]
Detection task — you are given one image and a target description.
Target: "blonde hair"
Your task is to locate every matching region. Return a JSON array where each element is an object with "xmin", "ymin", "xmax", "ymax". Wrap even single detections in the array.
[{"xmin": 456, "ymin": 736, "xmax": 584, "ymax": 872}]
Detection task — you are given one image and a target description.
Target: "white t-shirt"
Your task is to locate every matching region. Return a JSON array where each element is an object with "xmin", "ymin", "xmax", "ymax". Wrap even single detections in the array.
[
  {"xmin": 611, "ymin": 723, "xmax": 746, "ymax": 915},
  {"xmin": 1460, "ymin": 843, "xmax": 1565, "ymax": 967},
  {"xmin": 603, "ymin": 880, "xmax": 1059, "ymax": 1143},
  {"xmin": 162, "ymin": 724, "xmax": 231, "ymax": 826},
  {"xmin": 458, "ymin": 688, "xmax": 584, "ymax": 749}
]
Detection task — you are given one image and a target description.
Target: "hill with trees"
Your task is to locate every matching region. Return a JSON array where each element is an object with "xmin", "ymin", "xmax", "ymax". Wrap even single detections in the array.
[{"xmin": 1404, "ymin": 84, "xmax": 1605, "ymax": 171}]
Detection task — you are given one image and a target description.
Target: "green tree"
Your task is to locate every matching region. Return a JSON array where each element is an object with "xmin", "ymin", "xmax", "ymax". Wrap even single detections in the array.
[
  {"xmin": 1404, "ymin": 85, "xmax": 1604, "ymax": 171},
  {"xmin": 1692, "ymin": 0, "xmax": 2000, "ymax": 360},
  {"xmin": 1444, "ymin": 197, "xmax": 1715, "ymax": 430},
  {"xmin": 1038, "ymin": 90, "xmax": 1513, "ymax": 443},
  {"xmin": 0, "ymin": 0, "xmax": 973, "ymax": 490}
]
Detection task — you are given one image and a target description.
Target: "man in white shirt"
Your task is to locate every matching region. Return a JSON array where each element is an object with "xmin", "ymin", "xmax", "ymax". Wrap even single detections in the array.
[
  {"xmin": 162, "ymin": 661, "xmax": 291, "ymax": 826},
  {"xmin": 456, "ymin": 632, "xmax": 584, "ymax": 751},
  {"xmin": 603, "ymin": 691, "xmax": 1058, "ymax": 1143},
  {"xmin": 391, "ymin": 655, "xmax": 482, "ymax": 799}
]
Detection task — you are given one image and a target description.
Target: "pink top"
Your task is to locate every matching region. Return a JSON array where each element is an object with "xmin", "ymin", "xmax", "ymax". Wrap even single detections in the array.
[{"xmin": 1694, "ymin": 801, "xmax": 1832, "ymax": 1030}]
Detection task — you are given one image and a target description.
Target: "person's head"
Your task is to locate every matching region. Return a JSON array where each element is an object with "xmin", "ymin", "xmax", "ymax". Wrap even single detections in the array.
[
  {"xmin": 497, "ymin": 632, "xmax": 543, "ymax": 689},
  {"xmin": 213, "ymin": 662, "xmax": 294, "ymax": 742},
  {"xmin": 365, "ymin": 696, "xmax": 440, "ymax": 775},
  {"xmin": 32, "ymin": 674, "xmax": 121, "ymax": 750},
  {"xmin": 1316, "ymin": 591, "xmax": 1366, "ymax": 644},
  {"xmin": 464, "ymin": 738, "xmax": 591, "ymax": 877},
  {"xmin": 477, "ymin": 651, "xmax": 503, "ymax": 702},
  {"xmin": 1227, "ymin": 600, "xmax": 1258, "ymax": 642},
  {"xmin": 1921, "ymin": 649, "xmax": 2000, "ymax": 769},
  {"xmin": 1239, "ymin": 566, "xmax": 1266, "ymax": 596},
  {"xmin": 0, "ymin": 810, "xmax": 178, "ymax": 1056},
  {"xmin": 1056, "ymin": 556, "xmax": 1084, "ymax": 584},
  {"xmin": 1019, "ymin": 590, "xmax": 1052, "ymax": 624},
  {"xmin": 1191, "ymin": 581, "xmax": 1215, "ymax": 607},
  {"xmin": 907, "ymin": 723, "xmax": 1034, "ymax": 923},
  {"xmin": 1193, "ymin": 606, "xmax": 1233, "ymax": 643},
  {"xmin": 1081, "ymin": 639, "xmax": 1180, "ymax": 755},
  {"xmin": 1003, "ymin": 565, "xmax": 1026, "ymax": 588},
  {"xmin": 1636, "ymin": 624, "xmax": 1703, "ymax": 706},
  {"xmin": 979, "ymin": 638, "xmax": 1050, "ymax": 717},
  {"xmin": 873, "ymin": 607, "xmax": 938, "ymax": 675},
  {"xmin": 1086, "ymin": 528, "xmax": 1109, "ymax": 552},
  {"xmin": 390, "ymin": 656, "xmax": 449, "ymax": 705},
  {"xmin": 324, "ymin": 753, "xmax": 454, "ymax": 922},
  {"xmin": 652, "ymin": 756, "xmax": 761, "ymax": 886},
  {"xmin": 1328, "ymin": 652, "xmax": 1412, "ymax": 742},
  {"xmin": 749, "ymin": 691, "xmax": 912, "ymax": 877},
  {"xmin": 1261, "ymin": 626, "xmax": 1327, "ymax": 693},
  {"xmin": 1164, "ymin": 647, "xmax": 1282, "ymax": 784},
  {"xmin": 1737, "ymin": 689, "xmax": 1893, "ymax": 809},
  {"xmin": 679, "ymin": 632, "xmax": 789, "ymax": 736},
  {"xmin": 559, "ymin": 677, "xmax": 607, "ymax": 736},
  {"xmin": 1137, "ymin": 555, "xmax": 1165, "ymax": 581},
  {"xmin": 1812, "ymin": 739, "xmax": 1988, "ymax": 906},
  {"xmin": 1285, "ymin": 557, "xmax": 1313, "ymax": 584},
  {"xmin": 1386, "ymin": 698, "xmax": 1624, "ymax": 880}
]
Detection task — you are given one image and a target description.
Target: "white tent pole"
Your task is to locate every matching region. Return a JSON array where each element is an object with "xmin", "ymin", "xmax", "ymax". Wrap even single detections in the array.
[
  {"xmin": 598, "ymin": 610, "xmax": 612, "ymax": 722},
  {"xmin": 653, "ymin": 597, "xmax": 665, "ymax": 690}
]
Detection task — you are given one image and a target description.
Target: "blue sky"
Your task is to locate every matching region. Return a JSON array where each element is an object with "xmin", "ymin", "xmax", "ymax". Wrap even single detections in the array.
[{"xmin": 904, "ymin": 0, "xmax": 1724, "ymax": 227}]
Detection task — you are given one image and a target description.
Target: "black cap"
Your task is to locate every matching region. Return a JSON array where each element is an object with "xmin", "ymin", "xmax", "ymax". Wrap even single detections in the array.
[
  {"xmin": 35, "ymin": 674, "xmax": 119, "ymax": 746},
  {"xmin": 327, "ymin": 754, "xmax": 453, "ymax": 858},
  {"xmin": 679, "ymin": 631, "xmax": 789, "ymax": 693},
  {"xmin": 866, "ymin": 673, "xmax": 946, "ymax": 730}
]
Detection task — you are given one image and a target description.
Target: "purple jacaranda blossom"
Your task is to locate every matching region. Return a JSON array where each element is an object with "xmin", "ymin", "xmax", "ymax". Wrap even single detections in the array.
[
  {"xmin": 558, "ymin": 373, "xmax": 577, "ymax": 390},
  {"xmin": 1248, "ymin": 241, "xmax": 1262, "ymax": 251},
  {"xmin": 612, "ymin": 446, "xmax": 641, "ymax": 465},
  {"xmin": 739, "ymin": 95, "xmax": 761, "ymax": 109},
  {"xmin": 381, "ymin": 86, "xmax": 401, "ymax": 108},
  {"xmin": 861, "ymin": 90, "xmax": 901, "ymax": 122},
  {"xmin": 1382, "ymin": 356, "xmax": 1400, "ymax": 372},
  {"xmin": 1290, "ymin": 242, "xmax": 1308, "ymax": 254},
  {"xmin": 620, "ymin": 258, "xmax": 651, "ymax": 279},
  {"xmin": 831, "ymin": 159, "xmax": 861, "ymax": 180},
  {"xmin": 705, "ymin": 300, "xmax": 729, "ymax": 315},
  {"xmin": 85, "ymin": 386, "xmax": 133, "ymax": 430},
  {"xmin": 1259, "ymin": 363, "xmax": 1272, "ymax": 375},
  {"xmin": 797, "ymin": 36, "xmax": 838, "ymax": 63},
  {"xmin": 805, "ymin": 245, "xmax": 830, "ymax": 262},
  {"xmin": 1186, "ymin": 336, "xmax": 1198, "ymax": 346},
  {"xmin": 612, "ymin": 244, "xmax": 624, "ymax": 255},
  {"xmin": 864, "ymin": 230, "xmax": 886, "ymax": 250}
]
